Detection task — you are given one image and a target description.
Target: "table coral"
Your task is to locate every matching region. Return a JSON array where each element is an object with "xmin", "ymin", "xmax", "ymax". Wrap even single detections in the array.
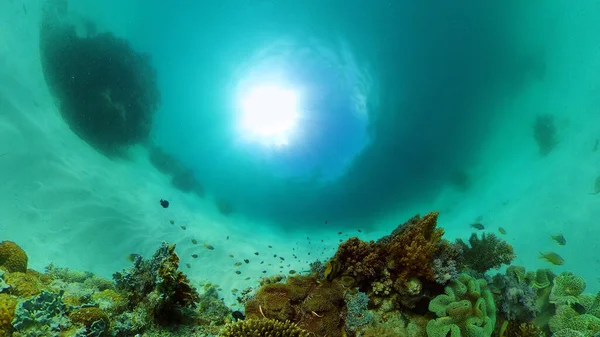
[
  {"xmin": 426, "ymin": 273, "xmax": 496, "ymax": 337},
  {"xmin": 0, "ymin": 241, "xmax": 28, "ymax": 273}
]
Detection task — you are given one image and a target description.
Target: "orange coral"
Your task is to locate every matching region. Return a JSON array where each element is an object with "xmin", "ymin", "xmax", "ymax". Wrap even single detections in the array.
[
  {"xmin": 327, "ymin": 212, "xmax": 445, "ymax": 309},
  {"xmin": 0, "ymin": 241, "xmax": 28, "ymax": 273},
  {"xmin": 385, "ymin": 212, "xmax": 444, "ymax": 284}
]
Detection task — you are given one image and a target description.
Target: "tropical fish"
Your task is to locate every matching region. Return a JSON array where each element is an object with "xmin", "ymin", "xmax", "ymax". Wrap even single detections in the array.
[
  {"xmin": 234, "ymin": 262, "xmax": 242, "ymax": 267},
  {"xmin": 551, "ymin": 234, "xmax": 567, "ymax": 246},
  {"xmin": 231, "ymin": 289, "xmax": 238, "ymax": 293},
  {"xmin": 204, "ymin": 244, "xmax": 214, "ymax": 250},
  {"xmin": 498, "ymin": 227, "xmax": 507, "ymax": 235},
  {"xmin": 289, "ymin": 270, "xmax": 296, "ymax": 274},
  {"xmin": 191, "ymin": 239, "xmax": 198, "ymax": 245},
  {"xmin": 244, "ymin": 259, "xmax": 249, "ymax": 264},
  {"xmin": 228, "ymin": 254, "xmax": 234, "ymax": 258},
  {"xmin": 180, "ymin": 226, "xmax": 186, "ymax": 230},
  {"xmin": 191, "ymin": 254, "xmax": 198, "ymax": 259},
  {"xmin": 471, "ymin": 223, "xmax": 485, "ymax": 230},
  {"xmin": 244, "ymin": 277, "xmax": 251, "ymax": 280},
  {"xmin": 160, "ymin": 199, "xmax": 169, "ymax": 208},
  {"xmin": 254, "ymin": 252, "xmax": 259, "ymax": 255},
  {"xmin": 185, "ymin": 263, "xmax": 191, "ymax": 268},
  {"xmin": 126, "ymin": 253, "xmax": 141, "ymax": 262},
  {"xmin": 169, "ymin": 220, "xmax": 174, "ymax": 225},
  {"xmin": 235, "ymin": 270, "xmax": 241, "ymax": 275},
  {"xmin": 539, "ymin": 252, "xmax": 565, "ymax": 265}
]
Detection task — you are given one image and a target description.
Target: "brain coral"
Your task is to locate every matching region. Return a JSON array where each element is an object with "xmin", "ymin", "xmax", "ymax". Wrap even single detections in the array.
[
  {"xmin": 219, "ymin": 318, "xmax": 310, "ymax": 337},
  {"xmin": 0, "ymin": 241, "xmax": 27, "ymax": 273},
  {"xmin": 426, "ymin": 273, "xmax": 496, "ymax": 337}
]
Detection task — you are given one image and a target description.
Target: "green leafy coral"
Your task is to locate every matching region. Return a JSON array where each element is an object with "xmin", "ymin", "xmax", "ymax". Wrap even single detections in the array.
[
  {"xmin": 426, "ymin": 273, "xmax": 496, "ymax": 337},
  {"xmin": 550, "ymin": 272, "xmax": 586, "ymax": 306}
]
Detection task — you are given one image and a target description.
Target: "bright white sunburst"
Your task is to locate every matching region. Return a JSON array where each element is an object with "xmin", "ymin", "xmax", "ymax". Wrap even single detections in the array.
[{"xmin": 238, "ymin": 85, "xmax": 299, "ymax": 146}]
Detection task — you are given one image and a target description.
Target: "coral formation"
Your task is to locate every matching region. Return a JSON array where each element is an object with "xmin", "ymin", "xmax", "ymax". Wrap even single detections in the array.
[
  {"xmin": 455, "ymin": 232, "xmax": 515, "ymax": 274},
  {"xmin": 426, "ymin": 273, "xmax": 496, "ymax": 337},
  {"xmin": 113, "ymin": 242, "xmax": 200, "ymax": 325},
  {"xmin": 345, "ymin": 291, "xmax": 373, "ymax": 332},
  {"xmin": 550, "ymin": 272, "xmax": 586, "ymax": 306},
  {"xmin": 489, "ymin": 266, "xmax": 539, "ymax": 322},
  {"xmin": 245, "ymin": 275, "xmax": 347, "ymax": 337},
  {"xmin": 219, "ymin": 318, "xmax": 311, "ymax": 337},
  {"xmin": 12, "ymin": 290, "xmax": 70, "ymax": 334},
  {"xmin": 0, "ymin": 241, "xmax": 28, "ymax": 273},
  {"xmin": 0, "ymin": 294, "xmax": 17, "ymax": 335}
]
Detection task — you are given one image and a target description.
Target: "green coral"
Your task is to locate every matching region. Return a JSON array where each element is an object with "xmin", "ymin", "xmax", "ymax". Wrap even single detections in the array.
[
  {"xmin": 549, "ymin": 304, "xmax": 600, "ymax": 337},
  {"xmin": 550, "ymin": 272, "xmax": 586, "ymax": 305},
  {"xmin": 218, "ymin": 318, "xmax": 310, "ymax": 337},
  {"xmin": 426, "ymin": 273, "xmax": 496, "ymax": 337}
]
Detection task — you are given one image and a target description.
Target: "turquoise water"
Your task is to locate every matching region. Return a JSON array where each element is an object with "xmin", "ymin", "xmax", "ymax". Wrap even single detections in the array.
[{"xmin": 1, "ymin": 0, "xmax": 600, "ymax": 336}]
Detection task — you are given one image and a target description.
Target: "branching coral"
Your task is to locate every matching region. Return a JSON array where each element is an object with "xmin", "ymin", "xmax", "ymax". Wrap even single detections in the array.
[
  {"xmin": 426, "ymin": 273, "xmax": 496, "ymax": 337},
  {"xmin": 113, "ymin": 242, "xmax": 200, "ymax": 326},
  {"xmin": 219, "ymin": 318, "xmax": 311, "ymax": 337},
  {"xmin": 455, "ymin": 233, "xmax": 515, "ymax": 274},
  {"xmin": 328, "ymin": 212, "xmax": 445, "ymax": 310}
]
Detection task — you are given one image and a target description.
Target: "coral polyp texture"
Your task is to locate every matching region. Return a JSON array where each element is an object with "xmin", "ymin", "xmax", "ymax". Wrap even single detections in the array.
[{"xmin": 0, "ymin": 211, "xmax": 596, "ymax": 337}]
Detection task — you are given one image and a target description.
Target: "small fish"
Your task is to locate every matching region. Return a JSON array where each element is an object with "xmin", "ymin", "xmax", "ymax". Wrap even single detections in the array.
[
  {"xmin": 234, "ymin": 262, "xmax": 242, "ymax": 267},
  {"xmin": 180, "ymin": 226, "xmax": 187, "ymax": 230},
  {"xmin": 268, "ymin": 245, "xmax": 272, "ymax": 248},
  {"xmin": 325, "ymin": 220, "xmax": 328, "ymax": 224},
  {"xmin": 260, "ymin": 261, "xmax": 264, "ymax": 264},
  {"xmin": 232, "ymin": 310, "xmax": 245, "ymax": 321},
  {"xmin": 191, "ymin": 239, "xmax": 198, "ymax": 245},
  {"xmin": 235, "ymin": 270, "xmax": 241, "ymax": 275},
  {"xmin": 279, "ymin": 257, "xmax": 285, "ymax": 261},
  {"xmin": 471, "ymin": 223, "xmax": 485, "ymax": 230},
  {"xmin": 339, "ymin": 239, "xmax": 343, "ymax": 242},
  {"xmin": 126, "ymin": 253, "xmax": 141, "ymax": 262},
  {"xmin": 254, "ymin": 252, "xmax": 259, "ymax": 255},
  {"xmin": 273, "ymin": 254, "xmax": 277, "ymax": 257},
  {"xmin": 191, "ymin": 254, "xmax": 198, "ymax": 259},
  {"xmin": 227, "ymin": 236, "xmax": 229, "ymax": 240},
  {"xmin": 539, "ymin": 252, "xmax": 565, "ymax": 265},
  {"xmin": 338, "ymin": 232, "xmax": 342, "ymax": 235},
  {"xmin": 231, "ymin": 288, "xmax": 238, "ymax": 293},
  {"xmin": 551, "ymin": 234, "xmax": 567, "ymax": 246},
  {"xmin": 289, "ymin": 270, "xmax": 296, "ymax": 274},
  {"xmin": 244, "ymin": 259, "xmax": 249, "ymax": 264},
  {"xmin": 170, "ymin": 220, "xmax": 175, "ymax": 225},
  {"xmin": 358, "ymin": 229, "xmax": 362, "ymax": 232},
  {"xmin": 228, "ymin": 254, "xmax": 234, "ymax": 258},
  {"xmin": 204, "ymin": 244, "xmax": 215, "ymax": 250},
  {"xmin": 160, "ymin": 199, "xmax": 169, "ymax": 208},
  {"xmin": 498, "ymin": 227, "xmax": 507, "ymax": 235},
  {"xmin": 262, "ymin": 270, "xmax": 267, "ymax": 273},
  {"xmin": 244, "ymin": 277, "xmax": 251, "ymax": 280},
  {"xmin": 185, "ymin": 263, "xmax": 191, "ymax": 268}
]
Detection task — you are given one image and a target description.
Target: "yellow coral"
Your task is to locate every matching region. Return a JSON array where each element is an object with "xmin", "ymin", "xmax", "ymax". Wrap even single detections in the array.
[
  {"xmin": 0, "ymin": 241, "xmax": 28, "ymax": 273},
  {"xmin": 4, "ymin": 271, "xmax": 41, "ymax": 297},
  {"xmin": 69, "ymin": 307, "xmax": 110, "ymax": 329},
  {"xmin": 91, "ymin": 289, "xmax": 127, "ymax": 313},
  {"xmin": 0, "ymin": 293, "xmax": 17, "ymax": 335}
]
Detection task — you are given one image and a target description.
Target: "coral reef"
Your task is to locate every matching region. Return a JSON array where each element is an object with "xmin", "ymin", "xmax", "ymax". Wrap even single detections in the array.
[
  {"xmin": 113, "ymin": 242, "xmax": 200, "ymax": 325},
  {"xmin": 345, "ymin": 291, "xmax": 373, "ymax": 332},
  {"xmin": 327, "ymin": 213, "xmax": 445, "ymax": 310},
  {"xmin": 455, "ymin": 232, "xmax": 515, "ymax": 274},
  {"xmin": 0, "ymin": 241, "xmax": 28, "ymax": 273},
  {"xmin": 489, "ymin": 266, "xmax": 539, "ymax": 322},
  {"xmin": 426, "ymin": 273, "xmax": 496, "ymax": 337},
  {"xmin": 245, "ymin": 275, "xmax": 347, "ymax": 337},
  {"xmin": 12, "ymin": 290, "xmax": 70, "ymax": 334},
  {"xmin": 550, "ymin": 272, "xmax": 586, "ymax": 306},
  {"xmin": 219, "ymin": 318, "xmax": 311, "ymax": 337}
]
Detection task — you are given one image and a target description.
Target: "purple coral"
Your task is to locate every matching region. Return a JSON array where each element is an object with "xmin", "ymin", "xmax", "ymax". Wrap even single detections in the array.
[
  {"xmin": 431, "ymin": 258, "xmax": 458, "ymax": 285},
  {"xmin": 493, "ymin": 272, "xmax": 539, "ymax": 322}
]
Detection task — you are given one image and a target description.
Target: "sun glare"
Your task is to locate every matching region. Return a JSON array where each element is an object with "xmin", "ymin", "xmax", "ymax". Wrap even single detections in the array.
[{"xmin": 238, "ymin": 85, "xmax": 299, "ymax": 146}]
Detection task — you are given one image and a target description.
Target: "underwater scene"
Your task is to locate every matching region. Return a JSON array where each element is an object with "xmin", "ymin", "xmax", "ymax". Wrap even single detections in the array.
[{"xmin": 0, "ymin": 0, "xmax": 599, "ymax": 336}]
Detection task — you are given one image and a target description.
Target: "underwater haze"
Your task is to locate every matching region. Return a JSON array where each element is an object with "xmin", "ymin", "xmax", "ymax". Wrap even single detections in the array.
[{"xmin": 1, "ymin": 0, "xmax": 600, "ymax": 336}]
